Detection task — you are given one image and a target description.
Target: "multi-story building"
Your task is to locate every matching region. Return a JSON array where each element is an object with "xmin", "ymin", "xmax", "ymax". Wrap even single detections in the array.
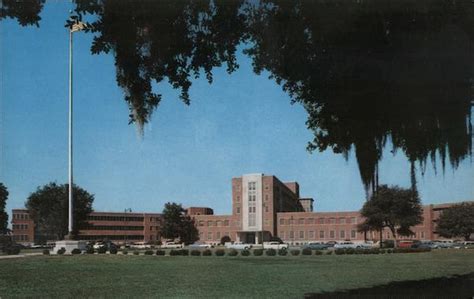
[{"xmin": 11, "ymin": 173, "xmax": 470, "ymax": 245}]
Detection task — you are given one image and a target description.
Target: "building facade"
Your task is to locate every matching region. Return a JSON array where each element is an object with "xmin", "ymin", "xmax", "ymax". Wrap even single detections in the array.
[{"xmin": 11, "ymin": 173, "xmax": 468, "ymax": 245}]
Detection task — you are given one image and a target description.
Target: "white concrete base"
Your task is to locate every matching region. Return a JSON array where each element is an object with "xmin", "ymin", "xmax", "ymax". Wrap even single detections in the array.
[{"xmin": 53, "ymin": 240, "xmax": 87, "ymax": 254}]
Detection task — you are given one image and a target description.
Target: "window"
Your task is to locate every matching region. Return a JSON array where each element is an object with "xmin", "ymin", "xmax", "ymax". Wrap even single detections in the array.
[
  {"xmin": 351, "ymin": 217, "xmax": 357, "ymax": 224},
  {"xmin": 248, "ymin": 182, "xmax": 256, "ymax": 191},
  {"xmin": 264, "ymin": 219, "xmax": 269, "ymax": 226},
  {"xmin": 330, "ymin": 230, "xmax": 335, "ymax": 238},
  {"xmin": 224, "ymin": 220, "xmax": 230, "ymax": 226},
  {"xmin": 319, "ymin": 218, "xmax": 325, "ymax": 224},
  {"xmin": 299, "ymin": 231, "xmax": 304, "ymax": 239},
  {"xmin": 329, "ymin": 218, "xmax": 336, "ymax": 224},
  {"xmin": 319, "ymin": 230, "xmax": 325, "ymax": 239},
  {"xmin": 340, "ymin": 230, "xmax": 345, "ymax": 239},
  {"xmin": 236, "ymin": 196, "xmax": 240, "ymax": 202},
  {"xmin": 289, "ymin": 218, "xmax": 294, "ymax": 225},
  {"xmin": 248, "ymin": 194, "xmax": 256, "ymax": 202},
  {"xmin": 339, "ymin": 217, "xmax": 345, "ymax": 224},
  {"xmin": 216, "ymin": 221, "xmax": 222, "ymax": 227},
  {"xmin": 306, "ymin": 218, "xmax": 314, "ymax": 225},
  {"xmin": 265, "ymin": 205, "xmax": 269, "ymax": 212},
  {"xmin": 309, "ymin": 231, "xmax": 314, "ymax": 239},
  {"xmin": 421, "ymin": 231, "xmax": 425, "ymax": 239},
  {"xmin": 236, "ymin": 207, "xmax": 240, "ymax": 214},
  {"xmin": 207, "ymin": 232, "xmax": 212, "ymax": 240},
  {"xmin": 216, "ymin": 232, "xmax": 221, "ymax": 239},
  {"xmin": 289, "ymin": 231, "xmax": 294, "ymax": 239},
  {"xmin": 298, "ymin": 218, "xmax": 304, "ymax": 225},
  {"xmin": 351, "ymin": 230, "xmax": 356, "ymax": 239},
  {"xmin": 280, "ymin": 218, "xmax": 285, "ymax": 225},
  {"xmin": 265, "ymin": 194, "xmax": 269, "ymax": 201},
  {"xmin": 207, "ymin": 221, "xmax": 213, "ymax": 227}
]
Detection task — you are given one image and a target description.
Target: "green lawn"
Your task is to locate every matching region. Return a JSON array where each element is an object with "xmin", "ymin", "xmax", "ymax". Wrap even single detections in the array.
[{"xmin": 1, "ymin": 250, "xmax": 473, "ymax": 298}]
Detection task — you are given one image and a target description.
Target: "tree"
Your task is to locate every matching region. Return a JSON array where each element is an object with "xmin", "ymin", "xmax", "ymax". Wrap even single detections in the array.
[
  {"xmin": 25, "ymin": 182, "xmax": 94, "ymax": 241},
  {"xmin": 437, "ymin": 203, "xmax": 474, "ymax": 241},
  {"xmin": 0, "ymin": 183, "xmax": 9, "ymax": 234},
  {"xmin": 220, "ymin": 235, "xmax": 231, "ymax": 245},
  {"xmin": 360, "ymin": 185, "xmax": 423, "ymax": 246},
  {"xmin": 162, "ymin": 202, "xmax": 199, "ymax": 245}
]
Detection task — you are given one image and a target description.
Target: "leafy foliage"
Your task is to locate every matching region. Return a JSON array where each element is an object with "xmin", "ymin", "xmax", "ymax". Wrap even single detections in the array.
[
  {"xmin": 220, "ymin": 235, "xmax": 231, "ymax": 245},
  {"xmin": 0, "ymin": 183, "xmax": 9, "ymax": 234},
  {"xmin": 360, "ymin": 185, "xmax": 423, "ymax": 240},
  {"xmin": 162, "ymin": 202, "xmax": 199, "ymax": 245},
  {"xmin": 436, "ymin": 203, "xmax": 474, "ymax": 241},
  {"xmin": 25, "ymin": 183, "xmax": 94, "ymax": 241},
  {"xmin": 3, "ymin": 0, "xmax": 473, "ymax": 193}
]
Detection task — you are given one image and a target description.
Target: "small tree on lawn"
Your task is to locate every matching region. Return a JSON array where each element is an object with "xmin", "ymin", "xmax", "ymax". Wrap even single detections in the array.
[
  {"xmin": 360, "ymin": 185, "xmax": 423, "ymax": 247},
  {"xmin": 162, "ymin": 202, "xmax": 199, "ymax": 245},
  {"xmin": 436, "ymin": 202, "xmax": 474, "ymax": 241},
  {"xmin": 220, "ymin": 235, "xmax": 231, "ymax": 245},
  {"xmin": 0, "ymin": 183, "xmax": 9, "ymax": 234}
]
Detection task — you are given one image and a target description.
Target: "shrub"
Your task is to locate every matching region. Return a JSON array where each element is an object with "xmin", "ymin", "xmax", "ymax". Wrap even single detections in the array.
[
  {"xmin": 370, "ymin": 248, "xmax": 380, "ymax": 254},
  {"xmin": 122, "ymin": 250, "xmax": 128, "ymax": 255},
  {"xmin": 278, "ymin": 248, "xmax": 288, "ymax": 256},
  {"xmin": 5, "ymin": 246, "xmax": 21, "ymax": 255},
  {"xmin": 191, "ymin": 250, "xmax": 201, "ymax": 256},
  {"xmin": 302, "ymin": 248, "xmax": 312, "ymax": 256},
  {"xmin": 86, "ymin": 247, "xmax": 95, "ymax": 254},
  {"xmin": 97, "ymin": 246, "xmax": 107, "ymax": 254},
  {"xmin": 314, "ymin": 250, "xmax": 323, "ymax": 255},
  {"xmin": 203, "ymin": 249, "xmax": 212, "ymax": 256},
  {"xmin": 181, "ymin": 249, "xmax": 189, "ymax": 256},
  {"xmin": 326, "ymin": 250, "xmax": 333, "ymax": 255},
  {"xmin": 43, "ymin": 249, "xmax": 50, "ymax": 255},
  {"xmin": 241, "ymin": 249, "xmax": 250, "ymax": 256},
  {"xmin": 290, "ymin": 249, "xmax": 300, "ymax": 256},
  {"xmin": 57, "ymin": 247, "xmax": 66, "ymax": 255},
  {"xmin": 253, "ymin": 249, "xmax": 263, "ymax": 256},
  {"xmin": 345, "ymin": 248, "xmax": 355, "ymax": 255},
  {"xmin": 109, "ymin": 247, "xmax": 118, "ymax": 254},
  {"xmin": 335, "ymin": 249, "xmax": 345, "ymax": 255},
  {"xmin": 71, "ymin": 248, "xmax": 82, "ymax": 255},
  {"xmin": 386, "ymin": 248, "xmax": 393, "ymax": 254},
  {"xmin": 156, "ymin": 250, "xmax": 165, "ymax": 256},
  {"xmin": 170, "ymin": 249, "xmax": 181, "ymax": 256},
  {"xmin": 215, "ymin": 249, "xmax": 225, "ymax": 256},
  {"xmin": 228, "ymin": 249, "xmax": 238, "ymax": 256},
  {"xmin": 144, "ymin": 250, "xmax": 154, "ymax": 255},
  {"xmin": 133, "ymin": 250, "xmax": 140, "ymax": 255},
  {"xmin": 355, "ymin": 248, "xmax": 365, "ymax": 255},
  {"xmin": 379, "ymin": 249, "xmax": 386, "ymax": 254},
  {"xmin": 265, "ymin": 249, "xmax": 277, "ymax": 256}
]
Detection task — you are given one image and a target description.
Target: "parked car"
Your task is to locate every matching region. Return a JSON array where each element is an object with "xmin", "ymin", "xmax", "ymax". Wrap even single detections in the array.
[
  {"xmin": 225, "ymin": 242, "xmax": 253, "ymax": 250},
  {"xmin": 412, "ymin": 241, "xmax": 438, "ymax": 249},
  {"xmin": 303, "ymin": 242, "xmax": 330, "ymax": 250},
  {"xmin": 160, "ymin": 242, "xmax": 184, "ymax": 249},
  {"xmin": 263, "ymin": 241, "xmax": 289, "ymax": 250},
  {"xmin": 398, "ymin": 240, "xmax": 415, "ymax": 248},
  {"xmin": 188, "ymin": 242, "xmax": 213, "ymax": 249},
  {"xmin": 334, "ymin": 241, "xmax": 367, "ymax": 249},
  {"xmin": 433, "ymin": 240, "xmax": 454, "ymax": 248}
]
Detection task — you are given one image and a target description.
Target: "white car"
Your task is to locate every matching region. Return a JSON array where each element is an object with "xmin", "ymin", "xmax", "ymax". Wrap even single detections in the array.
[
  {"xmin": 225, "ymin": 242, "xmax": 253, "ymax": 250},
  {"xmin": 263, "ymin": 242, "xmax": 289, "ymax": 250},
  {"xmin": 334, "ymin": 241, "xmax": 359, "ymax": 249},
  {"xmin": 160, "ymin": 242, "xmax": 184, "ymax": 249},
  {"xmin": 188, "ymin": 242, "xmax": 213, "ymax": 249}
]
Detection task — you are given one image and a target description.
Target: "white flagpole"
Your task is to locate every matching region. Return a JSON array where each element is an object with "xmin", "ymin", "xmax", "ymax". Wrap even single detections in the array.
[{"xmin": 68, "ymin": 27, "xmax": 74, "ymax": 238}]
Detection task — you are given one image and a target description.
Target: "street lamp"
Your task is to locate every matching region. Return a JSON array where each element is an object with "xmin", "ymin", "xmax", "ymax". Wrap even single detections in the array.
[{"xmin": 65, "ymin": 14, "xmax": 87, "ymax": 240}]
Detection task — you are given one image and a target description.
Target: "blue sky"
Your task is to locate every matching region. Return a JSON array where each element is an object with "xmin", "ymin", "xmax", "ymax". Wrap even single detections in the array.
[{"xmin": 1, "ymin": 2, "xmax": 473, "ymax": 223}]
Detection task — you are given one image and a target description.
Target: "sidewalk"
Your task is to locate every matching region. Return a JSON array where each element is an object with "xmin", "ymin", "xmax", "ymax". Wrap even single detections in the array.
[{"xmin": 0, "ymin": 252, "xmax": 43, "ymax": 259}]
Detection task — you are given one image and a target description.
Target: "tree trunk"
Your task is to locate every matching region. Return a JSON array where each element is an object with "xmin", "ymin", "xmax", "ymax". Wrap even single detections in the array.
[{"xmin": 379, "ymin": 230, "xmax": 383, "ymax": 248}]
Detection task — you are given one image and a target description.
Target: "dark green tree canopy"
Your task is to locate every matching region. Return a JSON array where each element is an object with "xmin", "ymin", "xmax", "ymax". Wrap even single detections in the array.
[
  {"xmin": 360, "ymin": 184, "xmax": 423, "ymax": 241},
  {"xmin": 3, "ymin": 0, "xmax": 473, "ymax": 194},
  {"xmin": 162, "ymin": 202, "xmax": 199, "ymax": 245},
  {"xmin": 436, "ymin": 202, "xmax": 474, "ymax": 241},
  {"xmin": 25, "ymin": 182, "xmax": 94, "ymax": 241},
  {"xmin": 0, "ymin": 183, "xmax": 9, "ymax": 234}
]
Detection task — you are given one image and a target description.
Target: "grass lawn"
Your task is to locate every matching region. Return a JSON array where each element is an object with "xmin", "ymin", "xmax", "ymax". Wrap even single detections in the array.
[{"xmin": 1, "ymin": 250, "xmax": 473, "ymax": 298}]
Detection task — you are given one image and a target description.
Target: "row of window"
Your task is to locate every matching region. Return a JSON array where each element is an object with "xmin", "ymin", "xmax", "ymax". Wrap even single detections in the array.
[
  {"xmin": 281, "ymin": 230, "xmax": 359, "ymax": 240},
  {"xmin": 199, "ymin": 231, "xmax": 232, "ymax": 240},
  {"xmin": 198, "ymin": 220, "xmax": 231, "ymax": 227},
  {"xmin": 86, "ymin": 215, "xmax": 145, "ymax": 222},
  {"xmin": 81, "ymin": 225, "xmax": 145, "ymax": 231},
  {"xmin": 12, "ymin": 224, "xmax": 29, "ymax": 230},
  {"xmin": 12, "ymin": 213, "xmax": 29, "ymax": 220},
  {"xmin": 79, "ymin": 235, "xmax": 144, "ymax": 240},
  {"xmin": 12, "ymin": 235, "xmax": 29, "ymax": 241},
  {"xmin": 279, "ymin": 217, "xmax": 358, "ymax": 225}
]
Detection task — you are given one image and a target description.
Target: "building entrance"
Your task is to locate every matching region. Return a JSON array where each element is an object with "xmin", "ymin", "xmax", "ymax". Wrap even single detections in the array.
[{"xmin": 246, "ymin": 232, "xmax": 255, "ymax": 244}]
